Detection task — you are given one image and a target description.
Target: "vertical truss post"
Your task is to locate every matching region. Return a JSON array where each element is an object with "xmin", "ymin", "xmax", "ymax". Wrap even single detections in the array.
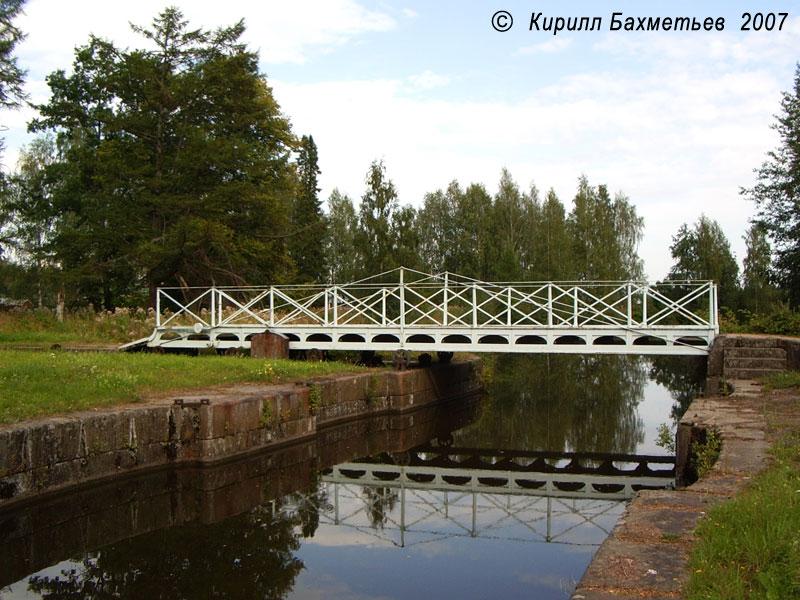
[
  {"xmin": 210, "ymin": 288, "xmax": 216, "ymax": 328},
  {"xmin": 710, "ymin": 283, "xmax": 718, "ymax": 331},
  {"xmin": 269, "ymin": 287, "xmax": 275, "ymax": 327},
  {"xmin": 626, "ymin": 283, "xmax": 632, "ymax": 327},
  {"xmin": 334, "ymin": 482, "xmax": 340, "ymax": 525},
  {"xmin": 382, "ymin": 288, "xmax": 387, "ymax": 326},
  {"xmin": 324, "ymin": 289, "xmax": 329, "ymax": 326},
  {"xmin": 156, "ymin": 290, "xmax": 162, "ymax": 327},
  {"xmin": 472, "ymin": 283, "xmax": 477, "ymax": 327},
  {"xmin": 472, "ymin": 491, "xmax": 477, "ymax": 537},
  {"xmin": 507, "ymin": 287, "xmax": 512, "ymax": 326},
  {"xmin": 642, "ymin": 286, "xmax": 648, "ymax": 326},
  {"xmin": 333, "ymin": 286, "xmax": 339, "ymax": 325},
  {"xmin": 399, "ymin": 267, "xmax": 406, "ymax": 334},
  {"xmin": 443, "ymin": 272, "xmax": 449, "ymax": 326},
  {"xmin": 547, "ymin": 284, "xmax": 553, "ymax": 327},
  {"xmin": 400, "ymin": 476, "xmax": 406, "ymax": 548},
  {"xmin": 573, "ymin": 286, "xmax": 579, "ymax": 327}
]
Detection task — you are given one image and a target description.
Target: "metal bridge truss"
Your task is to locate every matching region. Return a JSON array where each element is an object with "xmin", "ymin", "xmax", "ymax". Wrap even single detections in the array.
[
  {"xmin": 132, "ymin": 268, "xmax": 718, "ymax": 355},
  {"xmin": 282, "ymin": 448, "xmax": 673, "ymax": 547}
]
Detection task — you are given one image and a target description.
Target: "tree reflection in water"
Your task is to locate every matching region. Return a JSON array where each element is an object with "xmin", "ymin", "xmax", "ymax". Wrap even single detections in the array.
[
  {"xmin": 362, "ymin": 487, "xmax": 399, "ymax": 530},
  {"xmin": 26, "ymin": 501, "xmax": 304, "ymax": 600},
  {"xmin": 454, "ymin": 355, "xmax": 648, "ymax": 454},
  {"xmin": 648, "ymin": 355, "xmax": 707, "ymax": 423}
]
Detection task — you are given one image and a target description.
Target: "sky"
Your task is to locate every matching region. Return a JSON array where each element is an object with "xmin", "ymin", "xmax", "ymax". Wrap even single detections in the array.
[{"xmin": 4, "ymin": 0, "xmax": 800, "ymax": 280}]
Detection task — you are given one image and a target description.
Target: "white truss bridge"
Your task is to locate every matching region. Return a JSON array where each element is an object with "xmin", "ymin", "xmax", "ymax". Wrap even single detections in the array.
[{"xmin": 128, "ymin": 267, "xmax": 718, "ymax": 356}]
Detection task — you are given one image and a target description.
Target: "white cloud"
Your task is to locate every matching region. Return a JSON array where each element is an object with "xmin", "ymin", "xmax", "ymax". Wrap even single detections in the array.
[
  {"xmin": 407, "ymin": 70, "xmax": 451, "ymax": 89},
  {"xmin": 274, "ymin": 44, "xmax": 788, "ymax": 279},
  {"xmin": 515, "ymin": 38, "xmax": 573, "ymax": 56},
  {"xmin": 593, "ymin": 15, "xmax": 800, "ymax": 67}
]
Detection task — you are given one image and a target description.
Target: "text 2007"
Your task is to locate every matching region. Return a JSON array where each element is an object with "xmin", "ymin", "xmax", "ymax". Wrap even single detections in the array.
[{"xmin": 741, "ymin": 12, "xmax": 788, "ymax": 31}]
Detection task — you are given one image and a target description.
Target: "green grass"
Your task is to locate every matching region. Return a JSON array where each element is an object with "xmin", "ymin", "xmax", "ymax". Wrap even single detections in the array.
[
  {"xmin": 0, "ymin": 350, "xmax": 369, "ymax": 424},
  {"xmin": 687, "ymin": 432, "xmax": 800, "ymax": 599},
  {"xmin": 762, "ymin": 370, "xmax": 800, "ymax": 391},
  {"xmin": 0, "ymin": 308, "xmax": 155, "ymax": 346}
]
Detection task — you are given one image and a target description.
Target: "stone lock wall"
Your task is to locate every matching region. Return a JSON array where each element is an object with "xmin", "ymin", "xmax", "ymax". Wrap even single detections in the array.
[{"xmin": 0, "ymin": 360, "xmax": 481, "ymax": 509}]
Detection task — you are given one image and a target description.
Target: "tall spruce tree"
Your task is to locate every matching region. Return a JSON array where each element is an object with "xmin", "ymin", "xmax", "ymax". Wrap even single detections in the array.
[
  {"xmin": 290, "ymin": 135, "xmax": 326, "ymax": 283},
  {"xmin": 31, "ymin": 8, "xmax": 296, "ymax": 307},
  {"xmin": 741, "ymin": 64, "xmax": 800, "ymax": 306}
]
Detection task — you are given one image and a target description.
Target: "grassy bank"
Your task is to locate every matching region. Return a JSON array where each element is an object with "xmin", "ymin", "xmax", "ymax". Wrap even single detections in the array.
[
  {"xmin": 0, "ymin": 350, "xmax": 369, "ymax": 425},
  {"xmin": 687, "ymin": 427, "xmax": 800, "ymax": 599},
  {"xmin": 0, "ymin": 308, "xmax": 154, "ymax": 346}
]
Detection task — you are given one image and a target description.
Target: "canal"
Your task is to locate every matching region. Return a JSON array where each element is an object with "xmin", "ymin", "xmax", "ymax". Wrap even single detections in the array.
[{"xmin": 0, "ymin": 354, "xmax": 705, "ymax": 599}]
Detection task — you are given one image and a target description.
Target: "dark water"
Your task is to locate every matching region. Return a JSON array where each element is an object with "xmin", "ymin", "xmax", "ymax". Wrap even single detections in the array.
[{"xmin": 0, "ymin": 355, "xmax": 705, "ymax": 600}]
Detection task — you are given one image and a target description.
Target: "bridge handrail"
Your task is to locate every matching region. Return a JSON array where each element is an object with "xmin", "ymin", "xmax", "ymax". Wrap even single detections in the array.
[{"xmin": 153, "ymin": 270, "xmax": 718, "ymax": 333}]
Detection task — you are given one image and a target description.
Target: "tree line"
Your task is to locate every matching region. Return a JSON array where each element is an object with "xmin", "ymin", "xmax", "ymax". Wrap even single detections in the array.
[
  {"xmin": 326, "ymin": 163, "xmax": 644, "ymax": 285},
  {"xmin": 0, "ymin": 6, "xmax": 798, "ymax": 325}
]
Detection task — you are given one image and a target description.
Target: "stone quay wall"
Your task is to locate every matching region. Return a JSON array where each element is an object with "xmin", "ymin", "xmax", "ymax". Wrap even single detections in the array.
[{"xmin": 0, "ymin": 360, "xmax": 482, "ymax": 510}]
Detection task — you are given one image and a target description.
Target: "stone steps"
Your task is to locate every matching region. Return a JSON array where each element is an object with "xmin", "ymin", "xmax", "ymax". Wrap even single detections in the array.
[
  {"xmin": 724, "ymin": 356, "xmax": 787, "ymax": 370},
  {"xmin": 722, "ymin": 339, "xmax": 787, "ymax": 379},
  {"xmin": 725, "ymin": 346, "xmax": 786, "ymax": 360},
  {"xmin": 725, "ymin": 367, "xmax": 786, "ymax": 380},
  {"xmin": 723, "ymin": 337, "xmax": 787, "ymax": 349}
]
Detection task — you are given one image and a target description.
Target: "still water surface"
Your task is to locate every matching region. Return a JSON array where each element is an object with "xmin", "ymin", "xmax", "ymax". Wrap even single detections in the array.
[{"xmin": 0, "ymin": 355, "xmax": 704, "ymax": 599}]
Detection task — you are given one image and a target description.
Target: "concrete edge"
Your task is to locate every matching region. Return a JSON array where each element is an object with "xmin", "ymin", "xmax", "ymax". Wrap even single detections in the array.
[{"xmin": 571, "ymin": 379, "xmax": 771, "ymax": 600}]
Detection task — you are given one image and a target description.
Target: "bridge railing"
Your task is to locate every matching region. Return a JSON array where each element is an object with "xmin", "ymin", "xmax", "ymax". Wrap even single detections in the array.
[{"xmin": 154, "ymin": 269, "xmax": 718, "ymax": 333}]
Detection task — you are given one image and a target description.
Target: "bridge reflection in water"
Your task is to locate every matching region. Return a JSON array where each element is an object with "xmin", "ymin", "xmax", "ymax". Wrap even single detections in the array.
[{"xmin": 281, "ymin": 446, "xmax": 674, "ymax": 548}]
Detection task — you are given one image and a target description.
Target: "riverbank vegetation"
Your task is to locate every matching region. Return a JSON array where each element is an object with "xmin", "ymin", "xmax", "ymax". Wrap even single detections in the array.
[
  {"xmin": 0, "ymin": 307, "xmax": 154, "ymax": 346},
  {"xmin": 687, "ymin": 428, "xmax": 800, "ymax": 599},
  {"xmin": 0, "ymin": 350, "xmax": 368, "ymax": 424}
]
